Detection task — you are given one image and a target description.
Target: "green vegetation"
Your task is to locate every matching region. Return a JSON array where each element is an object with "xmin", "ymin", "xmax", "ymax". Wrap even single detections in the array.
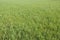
[{"xmin": 0, "ymin": 0, "xmax": 60, "ymax": 40}]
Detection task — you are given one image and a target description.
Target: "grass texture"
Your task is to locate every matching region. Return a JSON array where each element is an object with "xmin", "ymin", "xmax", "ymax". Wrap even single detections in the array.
[{"xmin": 0, "ymin": 0, "xmax": 60, "ymax": 40}]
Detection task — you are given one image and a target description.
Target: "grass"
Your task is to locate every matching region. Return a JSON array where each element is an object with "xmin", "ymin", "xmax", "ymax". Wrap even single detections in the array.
[{"xmin": 0, "ymin": 0, "xmax": 60, "ymax": 40}]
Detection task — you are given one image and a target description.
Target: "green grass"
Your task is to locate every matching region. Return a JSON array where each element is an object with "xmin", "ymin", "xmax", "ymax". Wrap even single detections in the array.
[{"xmin": 0, "ymin": 0, "xmax": 60, "ymax": 40}]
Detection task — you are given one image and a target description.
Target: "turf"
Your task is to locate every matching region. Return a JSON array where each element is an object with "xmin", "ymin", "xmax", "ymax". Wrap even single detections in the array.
[{"xmin": 0, "ymin": 0, "xmax": 60, "ymax": 40}]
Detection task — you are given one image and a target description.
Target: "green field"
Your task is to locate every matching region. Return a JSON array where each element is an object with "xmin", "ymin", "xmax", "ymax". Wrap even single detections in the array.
[{"xmin": 0, "ymin": 0, "xmax": 60, "ymax": 40}]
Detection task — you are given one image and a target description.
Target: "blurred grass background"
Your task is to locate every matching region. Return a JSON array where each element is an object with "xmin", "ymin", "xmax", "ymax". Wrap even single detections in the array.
[{"xmin": 0, "ymin": 0, "xmax": 60, "ymax": 40}]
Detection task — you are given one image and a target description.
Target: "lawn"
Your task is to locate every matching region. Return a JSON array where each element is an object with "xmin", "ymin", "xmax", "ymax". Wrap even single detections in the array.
[{"xmin": 0, "ymin": 0, "xmax": 60, "ymax": 40}]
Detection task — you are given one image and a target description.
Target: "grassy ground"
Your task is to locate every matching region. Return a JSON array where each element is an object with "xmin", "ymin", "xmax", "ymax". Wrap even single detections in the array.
[{"xmin": 0, "ymin": 0, "xmax": 60, "ymax": 40}]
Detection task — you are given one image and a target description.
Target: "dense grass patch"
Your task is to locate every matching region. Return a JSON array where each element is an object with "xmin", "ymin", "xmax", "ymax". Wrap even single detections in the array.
[{"xmin": 0, "ymin": 0, "xmax": 60, "ymax": 40}]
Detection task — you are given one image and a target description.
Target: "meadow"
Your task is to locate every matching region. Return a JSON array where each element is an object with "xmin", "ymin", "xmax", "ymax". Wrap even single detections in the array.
[{"xmin": 0, "ymin": 0, "xmax": 60, "ymax": 40}]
